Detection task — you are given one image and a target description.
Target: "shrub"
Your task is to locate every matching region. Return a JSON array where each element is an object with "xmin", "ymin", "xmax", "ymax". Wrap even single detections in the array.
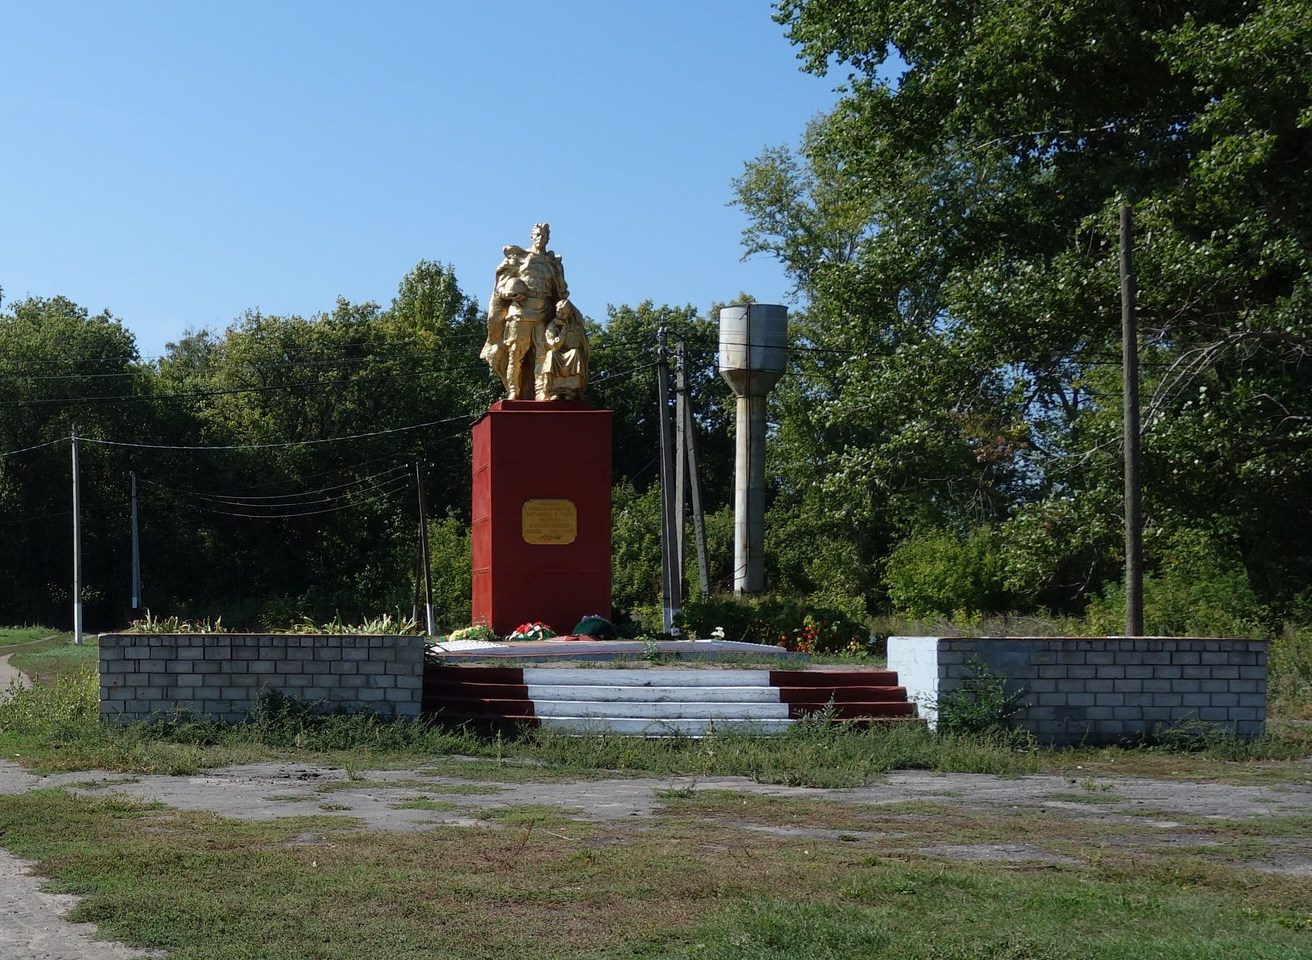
[
  {"xmin": 678, "ymin": 594, "xmax": 876, "ymax": 655},
  {"xmin": 935, "ymin": 657, "xmax": 1028, "ymax": 734},
  {"xmin": 885, "ymin": 527, "xmax": 1008, "ymax": 619}
]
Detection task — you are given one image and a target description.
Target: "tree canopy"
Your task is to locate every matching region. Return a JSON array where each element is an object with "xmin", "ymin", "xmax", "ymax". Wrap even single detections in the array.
[{"xmin": 737, "ymin": 0, "xmax": 1312, "ymax": 619}]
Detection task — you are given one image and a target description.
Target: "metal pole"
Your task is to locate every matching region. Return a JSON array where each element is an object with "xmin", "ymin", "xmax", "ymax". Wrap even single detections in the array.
[
  {"xmin": 130, "ymin": 471, "xmax": 141, "ymax": 612},
  {"xmin": 656, "ymin": 323, "xmax": 681, "ymax": 633},
  {"xmin": 678, "ymin": 340, "xmax": 711, "ymax": 595},
  {"xmin": 415, "ymin": 462, "xmax": 435, "ymax": 638},
  {"xmin": 1121, "ymin": 205, "xmax": 1144, "ymax": 636},
  {"xmin": 71, "ymin": 426, "xmax": 82, "ymax": 645}
]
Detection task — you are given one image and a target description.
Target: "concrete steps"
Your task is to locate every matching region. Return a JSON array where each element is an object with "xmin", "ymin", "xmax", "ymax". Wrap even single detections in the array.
[{"xmin": 423, "ymin": 665, "xmax": 917, "ymax": 735}]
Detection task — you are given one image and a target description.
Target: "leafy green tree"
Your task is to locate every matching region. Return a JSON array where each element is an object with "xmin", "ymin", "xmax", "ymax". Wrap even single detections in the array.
[
  {"xmin": 739, "ymin": 0, "xmax": 1312, "ymax": 614},
  {"xmin": 0, "ymin": 297, "xmax": 149, "ymax": 626}
]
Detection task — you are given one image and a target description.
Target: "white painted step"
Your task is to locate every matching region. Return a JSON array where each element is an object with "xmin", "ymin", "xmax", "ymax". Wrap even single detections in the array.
[
  {"xmin": 538, "ymin": 716, "xmax": 794, "ymax": 736},
  {"xmin": 531, "ymin": 699, "xmax": 791, "ymax": 720},
  {"xmin": 525, "ymin": 684, "xmax": 782, "ymax": 704},
  {"xmin": 521, "ymin": 668, "xmax": 774, "ymax": 688}
]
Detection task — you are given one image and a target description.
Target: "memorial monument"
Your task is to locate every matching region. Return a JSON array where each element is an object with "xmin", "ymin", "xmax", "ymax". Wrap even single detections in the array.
[{"xmin": 471, "ymin": 224, "xmax": 611, "ymax": 634}]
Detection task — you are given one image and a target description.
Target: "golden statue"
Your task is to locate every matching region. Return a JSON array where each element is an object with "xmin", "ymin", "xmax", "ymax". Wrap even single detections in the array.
[{"xmin": 481, "ymin": 223, "xmax": 588, "ymax": 401}]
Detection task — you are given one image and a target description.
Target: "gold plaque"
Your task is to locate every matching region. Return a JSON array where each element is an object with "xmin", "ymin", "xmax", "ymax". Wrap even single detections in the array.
[{"xmin": 522, "ymin": 499, "xmax": 577, "ymax": 545}]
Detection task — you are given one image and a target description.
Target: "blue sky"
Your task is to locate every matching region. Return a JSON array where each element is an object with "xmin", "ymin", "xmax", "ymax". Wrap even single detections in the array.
[{"xmin": 1, "ymin": 1, "xmax": 839, "ymax": 358}]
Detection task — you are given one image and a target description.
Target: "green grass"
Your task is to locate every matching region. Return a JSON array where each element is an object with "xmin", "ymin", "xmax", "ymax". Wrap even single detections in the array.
[
  {"xmin": 1, "ymin": 787, "xmax": 1311, "ymax": 959},
  {"xmin": 3, "ymin": 627, "xmax": 1312, "ymax": 958}
]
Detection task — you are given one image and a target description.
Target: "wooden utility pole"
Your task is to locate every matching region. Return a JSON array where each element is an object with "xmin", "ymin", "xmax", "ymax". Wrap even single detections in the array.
[
  {"xmin": 656, "ymin": 324, "xmax": 681, "ymax": 633},
  {"xmin": 1121, "ymin": 205, "xmax": 1144, "ymax": 636},
  {"xmin": 676, "ymin": 340, "xmax": 711, "ymax": 595},
  {"xmin": 71, "ymin": 426, "xmax": 82, "ymax": 645}
]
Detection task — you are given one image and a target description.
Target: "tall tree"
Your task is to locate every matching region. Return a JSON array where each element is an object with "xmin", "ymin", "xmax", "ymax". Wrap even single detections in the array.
[{"xmin": 738, "ymin": 0, "xmax": 1312, "ymax": 613}]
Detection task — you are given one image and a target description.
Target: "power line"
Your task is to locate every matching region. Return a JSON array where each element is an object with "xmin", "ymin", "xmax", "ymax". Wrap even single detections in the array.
[{"xmin": 78, "ymin": 412, "xmax": 477, "ymax": 452}]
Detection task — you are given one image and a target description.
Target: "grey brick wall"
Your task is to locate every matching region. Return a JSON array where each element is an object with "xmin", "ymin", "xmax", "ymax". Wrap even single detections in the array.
[
  {"xmin": 888, "ymin": 636, "xmax": 1266, "ymax": 746},
  {"xmin": 99, "ymin": 634, "xmax": 425, "ymax": 722}
]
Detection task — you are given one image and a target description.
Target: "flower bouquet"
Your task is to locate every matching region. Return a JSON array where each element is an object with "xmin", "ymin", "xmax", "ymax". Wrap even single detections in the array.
[
  {"xmin": 446, "ymin": 624, "xmax": 499, "ymax": 644},
  {"xmin": 508, "ymin": 621, "xmax": 555, "ymax": 642}
]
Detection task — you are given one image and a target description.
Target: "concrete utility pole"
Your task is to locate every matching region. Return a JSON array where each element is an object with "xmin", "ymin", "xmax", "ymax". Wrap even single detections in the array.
[
  {"xmin": 676, "ymin": 340, "xmax": 711, "ymax": 595},
  {"xmin": 719, "ymin": 304, "xmax": 787, "ymax": 595},
  {"xmin": 415, "ymin": 461, "xmax": 435, "ymax": 638},
  {"xmin": 130, "ymin": 471, "xmax": 141, "ymax": 613},
  {"xmin": 71, "ymin": 426, "xmax": 82, "ymax": 645},
  {"xmin": 656, "ymin": 323, "xmax": 682, "ymax": 633},
  {"xmin": 1121, "ymin": 205, "xmax": 1144, "ymax": 636}
]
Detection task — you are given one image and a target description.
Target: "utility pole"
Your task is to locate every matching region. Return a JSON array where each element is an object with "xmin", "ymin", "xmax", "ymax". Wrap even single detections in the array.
[
  {"xmin": 130, "ymin": 471, "xmax": 141, "ymax": 613},
  {"xmin": 676, "ymin": 340, "xmax": 711, "ymax": 595},
  {"xmin": 674, "ymin": 342, "xmax": 688, "ymax": 574},
  {"xmin": 656, "ymin": 323, "xmax": 681, "ymax": 633},
  {"xmin": 1121, "ymin": 205, "xmax": 1144, "ymax": 636},
  {"xmin": 415, "ymin": 461, "xmax": 435, "ymax": 638},
  {"xmin": 71, "ymin": 426, "xmax": 82, "ymax": 645}
]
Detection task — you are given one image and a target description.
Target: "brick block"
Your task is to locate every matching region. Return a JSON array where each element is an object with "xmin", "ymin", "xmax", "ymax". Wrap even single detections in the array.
[
  {"xmin": 1198, "ymin": 707, "xmax": 1231, "ymax": 722},
  {"xmin": 1207, "ymin": 692, "xmax": 1241, "ymax": 709},
  {"xmin": 167, "ymin": 687, "xmax": 196, "ymax": 701},
  {"xmin": 384, "ymin": 661, "xmax": 418, "ymax": 676},
  {"xmin": 1182, "ymin": 665, "xmax": 1212, "ymax": 680},
  {"xmin": 1121, "ymin": 691, "xmax": 1155, "ymax": 707},
  {"xmin": 1150, "ymin": 693, "xmax": 1184, "ymax": 708},
  {"xmin": 1086, "ymin": 650, "xmax": 1116, "ymax": 666},
  {"xmin": 330, "ymin": 661, "xmax": 359, "ymax": 675},
  {"xmin": 1238, "ymin": 693, "xmax": 1268, "ymax": 708},
  {"xmin": 1182, "ymin": 693, "xmax": 1211, "ymax": 707},
  {"xmin": 1066, "ymin": 692, "xmax": 1096, "ymax": 707},
  {"xmin": 368, "ymin": 674, "xmax": 396, "ymax": 689},
  {"xmin": 232, "ymin": 645, "xmax": 261, "ymax": 660},
  {"xmin": 1113, "ymin": 679, "xmax": 1144, "ymax": 693},
  {"xmin": 1239, "ymin": 666, "xmax": 1267, "ymax": 681},
  {"xmin": 937, "ymin": 650, "xmax": 965, "ymax": 666},
  {"xmin": 1028, "ymin": 678, "xmax": 1057, "ymax": 694},
  {"xmin": 1172, "ymin": 651, "xmax": 1201, "ymax": 665},
  {"xmin": 1139, "ymin": 651, "xmax": 1172, "ymax": 665},
  {"xmin": 1093, "ymin": 692, "xmax": 1125, "ymax": 707},
  {"xmin": 356, "ymin": 688, "xmax": 386, "ymax": 702},
  {"xmin": 1125, "ymin": 665, "xmax": 1156, "ymax": 680},
  {"xmin": 1200, "ymin": 679, "xmax": 1230, "ymax": 694},
  {"xmin": 1095, "ymin": 665, "xmax": 1127, "ymax": 680},
  {"xmin": 1154, "ymin": 665, "xmax": 1183, "ymax": 680},
  {"xmin": 1086, "ymin": 679, "xmax": 1115, "ymax": 693},
  {"xmin": 357, "ymin": 661, "xmax": 385, "ymax": 675},
  {"xmin": 193, "ymin": 660, "xmax": 222, "ymax": 674},
  {"xmin": 394, "ymin": 675, "xmax": 423, "ymax": 690},
  {"xmin": 1068, "ymin": 665, "xmax": 1097, "ymax": 679},
  {"xmin": 221, "ymin": 686, "xmax": 256, "ymax": 702}
]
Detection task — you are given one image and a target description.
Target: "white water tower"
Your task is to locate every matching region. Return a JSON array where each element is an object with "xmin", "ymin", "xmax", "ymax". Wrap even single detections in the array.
[{"xmin": 719, "ymin": 303, "xmax": 787, "ymax": 594}]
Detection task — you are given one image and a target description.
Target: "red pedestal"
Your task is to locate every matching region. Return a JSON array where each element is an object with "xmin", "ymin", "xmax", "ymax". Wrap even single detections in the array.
[{"xmin": 471, "ymin": 400, "xmax": 612, "ymax": 635}]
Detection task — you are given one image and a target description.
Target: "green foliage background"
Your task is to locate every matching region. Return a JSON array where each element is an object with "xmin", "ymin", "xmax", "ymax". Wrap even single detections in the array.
[{"xmin": 6, "ymin": 0, "xmax": 1312, "ymax": 637}]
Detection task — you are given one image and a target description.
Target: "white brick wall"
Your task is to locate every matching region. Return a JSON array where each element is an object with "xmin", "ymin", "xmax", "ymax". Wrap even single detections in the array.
[{"xmin": 99, "ymin": 634, "xmax": 425, "ymax": 722}]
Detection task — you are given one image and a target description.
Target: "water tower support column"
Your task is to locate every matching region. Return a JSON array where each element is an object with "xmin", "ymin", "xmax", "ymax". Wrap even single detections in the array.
[{"xmin": 719, "ymin": 304, "xmax": 787, "ymax": 596}]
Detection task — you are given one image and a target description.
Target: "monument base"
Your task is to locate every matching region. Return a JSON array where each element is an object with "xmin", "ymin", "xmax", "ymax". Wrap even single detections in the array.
[{"xmin": 471, "ymin": 400, "xmax": 612, "ymax": 635}]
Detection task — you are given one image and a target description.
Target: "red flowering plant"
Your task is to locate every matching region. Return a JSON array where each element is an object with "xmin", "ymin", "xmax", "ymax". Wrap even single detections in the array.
[
  {"xmin": 507, "ymin": 621, "xmax": 555, "ymax": 642},
  {"xmin": 777, "ymin": 614, "xmax": 872, "ymax": 656}
]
